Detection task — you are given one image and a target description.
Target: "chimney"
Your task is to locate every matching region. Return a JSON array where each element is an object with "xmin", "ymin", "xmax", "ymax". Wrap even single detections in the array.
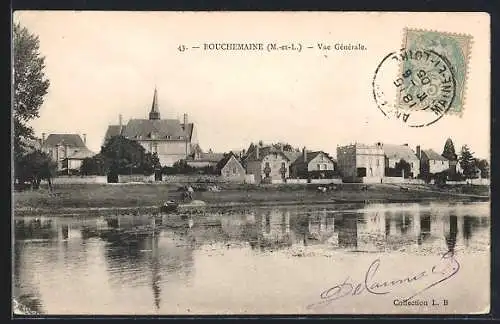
[
  {"xmin": 42, "ymin": 133, "xmax": 46, "ymax": 146},
  {"xmin": 83, "ymin": 134, "xmax": 87, "ymax": 145},
  {"xmin": 256, "ymin": 145, "xmax": 260, "ymax": 160},
  {"xmin": 416, "ymin": 145, "xmax": 421, "ymax": 159},
  {"xmin": 303, "ymin": 147, "xmax": 307, "ymax": 163}
]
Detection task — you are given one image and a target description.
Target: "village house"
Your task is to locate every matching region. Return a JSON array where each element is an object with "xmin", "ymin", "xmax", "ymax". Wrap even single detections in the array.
[
  {"xmin": 244, "ymin": 145, "xmax": 290, "ymax": 184},
  {"xmin": 289, "ymin": 148, "xmax": 336, "ymax": 178},
  {"xmin": 103, "ymin": 88, "xmax": 198, "ymax": 167},
  {"xmin": 41, "ymin": 133, "xmax": 94, "ymax": 172},
  {"xmin": 215, "ymin": 152, "xmax": 246, "ymax": 181},
  {"xmin": 418, "ymin": 147, "xmax": 449, "ymax": 176},
  {"xmin": 382, "ymin": 143, "xmax": 420, "ymax": 178},
  {"xmin": 186, "ymin": 148, "xmax": 225, "ymax": 168},
  {"xmin": 336, "ymin": 142, "xmax": 385, "ymax": 182},
  {"xmin": 282, "ymin": 151, "xmax": 302, "ymax": 167}
]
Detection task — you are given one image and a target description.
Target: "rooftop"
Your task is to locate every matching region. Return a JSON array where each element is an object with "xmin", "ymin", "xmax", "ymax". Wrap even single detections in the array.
[
  {"xmin": 104, "ymin": 120, "xmax": 194, "ymax": 142},
  {"xmin": 291, "ymin": 151, "xmax": 335, "ymax": 166},
  {"xmin": 381, "ymin": 144, "xmax": 419, "ymax": 161},
  {"xmin": 43, "ymin": 134, "xmax": 86, "ymax": 148},
  {"xmin": 245, "ymin": 145, "xmax": 291, "ymax": 161},
  {"xmin": 422, "ymin": 149, "xmax": 448, "ymax": 161}
]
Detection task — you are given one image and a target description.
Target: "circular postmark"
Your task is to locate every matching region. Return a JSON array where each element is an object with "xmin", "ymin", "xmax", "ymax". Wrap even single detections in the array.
[{"xmin": 372, "ymin": 48, "xmax": 457, "ymax": 127}]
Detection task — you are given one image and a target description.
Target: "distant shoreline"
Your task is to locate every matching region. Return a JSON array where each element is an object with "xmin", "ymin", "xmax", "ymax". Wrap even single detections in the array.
[{"xmin": 13, "ymin": 183, "xmax": 489, "ymax": 217}]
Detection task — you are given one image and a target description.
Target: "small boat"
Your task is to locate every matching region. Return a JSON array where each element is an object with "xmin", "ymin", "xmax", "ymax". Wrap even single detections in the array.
[
  {"xmin": 160, "ymin": 201, "xmax": 179, "ymax": 213},
  {"xmin": 159, "ymin": 199, "xmax": 207, "ymax": 214}
]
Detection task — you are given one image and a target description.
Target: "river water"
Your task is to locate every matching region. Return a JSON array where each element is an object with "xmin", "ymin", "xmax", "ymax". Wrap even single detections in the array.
[{"xmin": 13, "ymin": 202, "xmax": 490, "ymax": 315}]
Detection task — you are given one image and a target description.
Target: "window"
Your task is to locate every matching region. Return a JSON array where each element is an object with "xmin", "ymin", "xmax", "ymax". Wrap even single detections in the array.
[
  {"xmin": 281, "ymin": 162, "xmax": 286, "ymax": 169},
  {"xmin": 411, "ymin": 162, "xmax": 414, "ymax": 168},
  {"xmin": 317, "ymin": 164, "xmax": 321, "ymax": 171},
  {"xmin": 232, "ymin": 167, "xmax": 237, "ymax": 174},
  {"xmin": 376, "ymin": 159, "xmax": 379, "ymax": 166},
  {"xmin": 441, "ymin": 161, "xmax": 444, "ymax": 165}
]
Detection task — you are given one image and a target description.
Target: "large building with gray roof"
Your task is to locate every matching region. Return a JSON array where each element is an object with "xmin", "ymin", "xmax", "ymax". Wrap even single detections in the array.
[{"xmin": 103, "ymin": 88, "xmax": 198, "ymax": 166}]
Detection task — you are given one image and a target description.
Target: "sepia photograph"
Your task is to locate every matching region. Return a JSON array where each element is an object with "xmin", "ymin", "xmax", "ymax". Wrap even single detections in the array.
[{"xmin": 12, "ymin": 11, "xmax": 490, "ymax": 315}]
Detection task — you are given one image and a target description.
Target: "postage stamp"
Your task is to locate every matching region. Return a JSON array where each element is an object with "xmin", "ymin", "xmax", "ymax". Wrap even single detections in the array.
[
  {"xmin": 372, "ymin": 29, "xmax": 473, "ymax": 127},
  {"xmin": 401, "ymin": 28, "xmax": 473, "ymax": 117}
]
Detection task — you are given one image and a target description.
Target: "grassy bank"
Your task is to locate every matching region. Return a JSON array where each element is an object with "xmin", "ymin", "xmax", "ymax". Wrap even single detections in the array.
[{"xmin": 13, "ymin": 182, "xmax": 489, "ymax": 215}]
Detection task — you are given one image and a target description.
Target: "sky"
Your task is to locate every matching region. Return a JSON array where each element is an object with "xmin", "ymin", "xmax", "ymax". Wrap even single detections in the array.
[{"xmin": 13, "ymin": 11, "xmax": 490, "ymax": 159}]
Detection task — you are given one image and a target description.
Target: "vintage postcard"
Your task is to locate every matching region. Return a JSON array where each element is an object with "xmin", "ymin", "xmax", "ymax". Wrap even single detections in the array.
[{"xmin": 12, "ymin": 11, "xmax": 490, "ymax": 315}]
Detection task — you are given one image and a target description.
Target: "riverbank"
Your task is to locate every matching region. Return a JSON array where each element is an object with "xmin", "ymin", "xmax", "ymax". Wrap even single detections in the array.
[{"xmin": 13, "ymin": 182, "xmax": 489, "ymax": 216}]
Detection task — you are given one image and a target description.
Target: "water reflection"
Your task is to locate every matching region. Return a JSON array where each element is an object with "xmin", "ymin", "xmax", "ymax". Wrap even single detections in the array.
[
  {"xmin": 337, "ymin": 214, "xmax": 358, "ymax": 248},
  {"xmin": 445, "ymin": 215, "xmax": 458, "ymax": 253},
  {"xmin": 13, "ymin": 202, "xmax": 490, "ymax": 314}
]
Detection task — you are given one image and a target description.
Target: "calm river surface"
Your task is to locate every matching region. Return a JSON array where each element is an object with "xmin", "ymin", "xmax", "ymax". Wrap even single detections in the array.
[{"xmin": 13, "ymin": 202, "xmax": 490, "ymax": 315}]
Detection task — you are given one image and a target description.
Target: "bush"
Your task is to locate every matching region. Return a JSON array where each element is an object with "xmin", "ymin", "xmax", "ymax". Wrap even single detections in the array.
[
  {"xmin": 447, "ymin": 172, "xmax": 466, "ymax": 181},
  {"xmin": 433, "ymin": 171, "xmax": 448, "ymax": 185},
  {"xmin": 15, "ymin": 150, "xmax": 57, "ymax": 190}
]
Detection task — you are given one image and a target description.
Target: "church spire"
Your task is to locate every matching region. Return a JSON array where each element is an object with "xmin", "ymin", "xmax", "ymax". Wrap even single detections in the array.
[{"xmin": 149, "ymin": 87, "xmax": 160, "ymax": 120}]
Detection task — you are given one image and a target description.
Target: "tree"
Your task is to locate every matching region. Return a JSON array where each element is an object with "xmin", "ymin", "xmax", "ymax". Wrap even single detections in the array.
[
  {"xmin": 165, "ymin": 159, "xmax": 196, "ymax": 174},
  {"xmin": 459, "ymin": 145, "xmax": 476, "ymax": 179},
  {"xmin": 143, "ymin": 152, "xmax": 161, "ymax": 175},
  {"xmin": 13, "ymin": 23, "xmax": 50, "ymax": 162},
  {"xmin": 16, "ymin": 150, "xmax": 57, "ymax": 190},
  {"xmin": 99, "ymin": 136, "xmax": 156, "ymax": 175},
  {"xmin": 442, "ymin": 138, "xmax": 458, "ymax": 161},
  {"xmin": 80, "ymin": 154, "xmax": 106, "ymax": 176},
  {"xmin": 274, "ymin": 142, "xmax": 299, "ymax": 152},
  {"xmin": 395, "ymin": 159, "xmax": 412, "ymax": 178},
  {"xmin": 475, "ymin": 158, "xmax": 489, "ymax": 179}
]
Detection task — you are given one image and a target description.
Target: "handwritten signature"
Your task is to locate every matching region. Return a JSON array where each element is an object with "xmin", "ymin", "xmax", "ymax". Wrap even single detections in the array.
[{"xmin": 306, "ymin": 251, "xmax": 460, "ymax": 310}]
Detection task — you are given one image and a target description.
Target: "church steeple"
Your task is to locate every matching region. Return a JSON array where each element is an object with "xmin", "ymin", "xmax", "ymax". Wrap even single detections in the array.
[{"xmin": 149, "ymin": 87, "xmax": 160, "ymax": 120}]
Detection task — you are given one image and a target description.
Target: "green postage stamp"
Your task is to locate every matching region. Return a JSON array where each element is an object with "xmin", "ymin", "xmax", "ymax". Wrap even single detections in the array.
[{"xmin": 401, "ymin": 28, "xmax": 473, "ymax": 116}]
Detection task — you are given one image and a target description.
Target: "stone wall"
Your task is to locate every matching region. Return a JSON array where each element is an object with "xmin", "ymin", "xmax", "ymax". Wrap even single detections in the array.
[
  {"xmin": 45, "ymin": 176, "xmax": 108, "ymax": 184},
  {"xmin": 310, "ymin": 178, "xmax": 342, "ymax": 184},
  {"xmin": 118, "ymin": 174, "xmax": 155, "ymax": 183}
]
